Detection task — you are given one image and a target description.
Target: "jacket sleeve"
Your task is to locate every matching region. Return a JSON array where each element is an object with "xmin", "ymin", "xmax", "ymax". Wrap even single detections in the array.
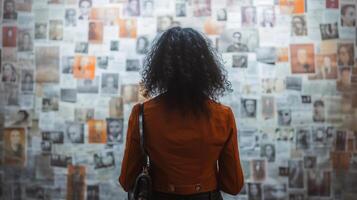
[
  {"xmin": 119, "ymin": 103, "xmax": 144, "ymax": 192},
  {"xmin": 218, "ymin": 107, "xmax": 244, "ymax": 195}
]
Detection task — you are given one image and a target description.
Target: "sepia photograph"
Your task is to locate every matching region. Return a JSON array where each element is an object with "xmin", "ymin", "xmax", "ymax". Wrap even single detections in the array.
[
  {"xmin": 290, "ymin": 44, "xmax": 315, "ymax": 74},
  {"xmin": 17, "ymin": 29, "xmax": 33, "ymax": 52},
  {"xmin": 2, "ymin": 26, "xmax": 17, "ymax": 47},
  {"xmin": 66, "ymin": 165, "xmax": 86, "ymax": 200},
  {"xmin": 49, "ymin": 20, "xmax": 63, "ymax": 41},
  {"xmin": 93, "ymin": 151, "xmax": 115, "ymax": 169},
  {"xmin": 192, "ymin": 0, "xmax": 211, "ymax": 17},
  {"xmin": 251, "ymin": 159, "xmax": 266, "ymax": 181},
  {"xmin": 337, "ymin": 43, "xmax": 354, "ymax": 67},
  {"xmin": 241, "ymin": 6, "xmax": 256, "ymax": 27},
  {"xmin": 88, "ymin": 120, "xmax": 107, "ymax": 143},
  {"xmin": 35, "ymin": 46, "xmax": 60, "ymax": 83},
  {"xmin": 3, "ymin": 128, "xmax": 26, "ymax": 167},
  {"xmin": 88, "ymin": 21, "xmax": 103, "ymax": 43},
  {"xmin": 3, "ymin": 0, "xmax": 17, "ymax": 20},
  {"xmin": 73, "ymin": 56, "xmax": 96, "ymax": 80},
  {"xmin": 21, "ymin": 69, "xmax": 34, "ymax": 93}
]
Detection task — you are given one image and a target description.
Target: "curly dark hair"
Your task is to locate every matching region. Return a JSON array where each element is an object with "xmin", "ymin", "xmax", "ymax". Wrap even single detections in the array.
[{"xmin": 141, "ymin": 27, "xmax": 232, "ymax": 116}]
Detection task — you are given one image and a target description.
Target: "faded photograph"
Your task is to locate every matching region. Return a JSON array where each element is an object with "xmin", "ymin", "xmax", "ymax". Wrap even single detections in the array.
[
  {"xmin": 106, "ymin": 118, "xmax": 123, "ymax": 144},
  {"xmin": 3, "ymin": 128, "xmax": 26, "ymax": 167},
  {"xmin": 65, "ymin": 122, "xmax": 84, "ymax": 143},
  {"xmin": 101, "ymin": 73, "xmax": 119, "ymax": 94}
]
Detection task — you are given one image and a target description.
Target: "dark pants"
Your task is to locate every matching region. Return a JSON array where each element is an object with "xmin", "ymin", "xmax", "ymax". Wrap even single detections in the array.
[{"xmin": 152, "ymin": 190, "xmax": 223, "ymax": 200}]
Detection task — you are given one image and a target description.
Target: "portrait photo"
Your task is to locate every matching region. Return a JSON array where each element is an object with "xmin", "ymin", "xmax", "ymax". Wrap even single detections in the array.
[
  {"xmin": 326, "ymin": 0, "xmax": 338, "ymax": 9},
  {"xmin": 88, "ymin": 21, "xmax": 103, "ymax": 43},
  {"xmin": 88, "ymin": 120, "xmax": 107, "ymax": 143},
  {"xmin": 340, "ymin": 4, "xmax": 355, "ymax": 27},
  {"xmin": 241, "ymin": 98, "xmax": 257, "ymax": 118},
  {"xmin": 157, "ymin": 15, "xmax": 173, "ymax": 33},
  {"xmin": 49, "ymin": 20, "xmax": 63, "ymax": 41},
  {"xmin": 192, "ymin": 0, "xmax": 211, "ymax": 17},
  {"xmin": 219, "ymin": 29, "xmax": 259, "ymax": 53},
  {"xmin": 118, "ymin": 18, "xmax": 137, "ymax": 38},
  {"xmin": 126, "ymin": 59, "xmax": 140, "ymax": 71},
  {"xmin": 110, "ymin": 40, "xmax": 120, "ymax": 51},
  {"xmin": 259, "ymin": 6, "xmax": 275, "ymax": 28},
  {"xmin": 73, "ymin": 56, "xmax": 96, "ymax": 80},
  {"xmin": 77, "ymin": 77, "xmax": 99, "ymax": 93},
  {"xmin": 3, "ymin": 128, "xmax": 26, "ymax": 167},
  {"xmin": 93, "ymin": 151, "xmax": 115, "ymax": 169},
  {"xmin": 35, "ymin": 23, "xmax": 47, "ymax": 40},
  {"xmin": 60, "ymin": 88, "xmax": 77, "ymax": 103},
  {"xmin": 304, "ymin": 155, "xmax": 317, "ymax": 169},
  {"xmin": 337, "ymin": 43, "xmax": 354, "ymax": 67},
  {"xmin": 313, "ymin": 100, "xmax": 325, "ymax": 122},
  {"xmin": 290, "ymin": 44, "xmax": 315, "ymax": 74},
  {"xmin": 1, "ymin": 62, "xmax": 18, "ymax": 83},
  {"xmin": 78, "ymin": 0, "xmax": 92, "ymax": 20},
  {"xmin": 65, "ymin": 8, "xmax": 77, "ymax": 27},
  {"xmin": 263, "ymin": 184, "xmax": 287, "ymax": 200},
  {"xmin": 312, "ymin": 127, "xmax": 326, "ymax": 147},
  {"xmin": 296, "ymin": 127, "xmax": 311, "ymax": 150},
  {"xmin": 75, "ymin": 42, "xmax": 89, "ymax": 54},
  {"xmin": 66, "ymin": 165, "xmax": 86, "ymax": 200},
  {"xmin": 123, "ymin": 0, "xmax": 140, "ymax": 17},
  {"xmin": 216, "ymin": 8, "xmax": 226, "ymax": 21},
  {"xmin": 121, "ymin": 84, "xmax": 139, "ymax": 103},
  {"xmin": 106, "ymin": 118, "xmax": 124, "ymax": 144},
  {"xmin": 17, "ymin": 29, "xmax": 33, "ymax": 52},
  {"xmin": 261, "ymin": 96, "xmax": 274, "ymax": 120},
  {"xmin": 309, "ymin": 54, "xmax": 337, "ymax": 80},
  {"xmin": 136, "ymin": 36, "xmax": 150, "ymax": 54},
  {"xmin": 320, "ymin": 23, "xmax": 339, "ymax": 40},
  {"xmin": 35, "ymin": 46, "xmax": 60, "ymax": 83},
  {"xmin": 109, "ymin": 97, "xmax": 124, "ymax": 118},
  {"xmin": 65, "ymin": 122, "xmax": 84, "ymax": 144},
  {"xmin": 141, "ymin": 0, "xmax": 154, "ymax": 17},
  {"xmin": 51, "ymin": 154, "xmax": 72, "ymax": 167},
  {"xmin": 101, "ymin": 73, "xmax": 119, "ymax": 94},
  {"xmin": 247, "ymin": 183, "xmax": 262, "ymax": 200},
  {"xmin": 2, "ymin": 26, "xmax": 17, "ymax": 47},
  {"xmin": 251, "ymin": 159, "xmax": 266, "ymax": 181},
  {"xmin": 87, "ymin": 185, "xmax": 99, "ymax": 200},
  {"xmin": 288, "ymin": 160, "xmax": 304, "ymax": 188},
  {"xmin": 74, "ymin": 108, "xmax": 94, "ymax": 123},
  {"xmin": 260, "ymin": 143, "xmax": 275, "ymax": 162},
  {"xmin": 307, "ymin": 170, "xmax": 331, "ymax": 197},
  {"xmin": 3, "ymin": 0, "xmax": 17, "ymax": 20},
  {"xmin": 232, "ymin": 54, "xmax": 248, "ymax": 68},
  {"xmin": 176, "ymin": 3, "xmax": 186, "ymax": 17},
  {"xmin": 96, "ymin": 56, "xmax": 108, "ymax": 69},
  {"xmin": 5, "ymin": 109, "xmax": 31, "ymax": 127},
  {"xmin": 241, "ymin": 6, "xmax": 256, "ymax": 27},
  {"xmin": 291, "ymin": 15, "xmax": 307, "ymax": 36},
  {"xmin": 62, "ymin": 56, "xmax": 74, "ymax": 74},
  {"xmin": 21, "ymin": 69, "xmax": 34, "ymax": 93}
]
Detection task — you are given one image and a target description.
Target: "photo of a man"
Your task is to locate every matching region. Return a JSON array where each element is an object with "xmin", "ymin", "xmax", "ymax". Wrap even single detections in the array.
[
  {"xmin": 4, "ymin": 128, "xmax": 26, "ymax": 167},
  {"xmin": 291, "ymin": 15, "xmax": 307, "ymax": 36},
  {"xmin": 106, "ymin": 118, "xmax": 123, "ymax": 144},
  {"xmin": 3, "ymin": 0, "xmax": 17, "ymax": 20},
  {"xmin": 241, "ymin": 98, "xmax": 257, "ymax": 118},
  {"xmin": 290, "ymin": 44, "xmax": 315, "ymax": 74}
]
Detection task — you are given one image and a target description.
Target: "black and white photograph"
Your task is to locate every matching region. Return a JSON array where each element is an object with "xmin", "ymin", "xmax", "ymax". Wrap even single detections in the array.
[
  {"xmin": 42, "ymin": 131, "xmax": 64, "ymax": 144},
  {"xmin": 50, "ymin": 154, "xmax": 72, "ymax": 168},
  {"xmin": 78, "ymin": 0, "xmax": 92, "ymax": 20},
  {"xmin": 60, "ymin": 88, "xmax": 77, "ymax": 103},
  {"xmin": 110, "ymin": 40, "xmax": 120, "ymax": 51},
  {"xmin": 62, "ymin": 56, "xmax": 74, "ymax": 74},
  {"xmin": 49, "ymin": 20, "xmax": 63, "ymax": 41},
  {"xmin": 65, "ymin": 122, "xmax": 84, "ymax": 143},
  {"xmin": 34, "ymin": 23, "xmax": 47, "ymax": 40},
  {"xmin": 175, "ymin": 3, "xmax": 186, "ymax": 17},
  {"xmin": 141, "ymin": 0, "xmax": 154, "ymax": 17},
  {"xmin": 260, "ymin": 143, "xmax": 275, "ymax": 162},
  {"xmin": 123, "ymin": 0, "xmax": 140, "ymax": 17},
  {"xmin": 278, "ymin": 109, "xmax": 292, "ymax": 126},
  {"xmin": 216, "ymin": 8, "xmax": 227, "ymax": 21},
  {"xmin": 259, "ymin": 6, "xmax": 275, "ymax": 28},
  {"xmin": 136, "ymin": 36, "xmax": 149, "ymax": 54},
  {"xmin": 232, "ymin": 54, "xmax": 248, "ymax": 68},
  {"xmin": 335, "ymin": 130, "xmax": 346, "ymax": 151},
  {"xmin": 304, "ymin": 156, "xmax": 317, "ymax": 169},
  {"xmin": 97, "ymin": 56, "xmax": 109, "ymax": 69},
  {"xmin": 77, "ymin": 77, "xmax": 99, "ymax": 93},
  {"xmin": 1, "ymin": 62, "xmax": 18, "ymax": 83},
  {"xmin": 320, "ymin": 23, "xmax": 339, "ymax": 40},
  {"xmin": 21, "ymin": 69, "xmax": 34, "ymax": 93},
  {"xmin": 65, "ymin": 8, "xmax": 77, "ymax": 26},
  {"xmin": 285, "ymin": 76, "xmax": 302, "ymax": 91},
  {"xmin": 256, "ymin": 47, "xmax": 276, "ymax": 64},
  {"xmin": 87, "ymin": 185, "xmax": 100, "ymax": 200},
  {"xmin": 220, "ymin": 29, "xmax": 259, "ymax": 53},
  {"xmin": 263, "ymin": 184, "xmax": 287, "ymax": 200},
  {"xmin": 74, "ymin": 108, "xmax": 94, "ymax": 122},
  {"xmin": 247, "ymin": 182, "xmax": 262, "ymax": 200},
  {"xmin": 3, "ymin": 0, "xmax": 17, "ymax": 20},
  {"xmin": 126, "ymin": 59, "xmax": 140, "ymax": 71},
  {"xmin": 106, "ymin": 118, "xmax": 124, "ymax": 144},
  {"xmin": 25, "ymin": 185, "xmax": 45, "ymax": 200},
  {"xmin": 241, "ymin": 98, "xmax": 257, "ymax": 118},
  {"xmin": 251, "ymin": 159, "xmax": 266, "ymax": 181},
  {"xmin": 157, "ymin": 15, "xmax": 173, "ymax": 33},
  {"xmin": 296, "ymin": 127, "xmax": 311, "ymax": 150},
  {"xmin": 291, "ymin": 15, "xmax": 307, "ymax": 36},
  {"xmin": 288, "ymin": 160, "xmax": 304, "ymax": 189},
  {"xmin": 17, "ymin": 29, "xmax": 33, "ymax": 52},
  {"xmin": 101, "ymin": 73, "xmax": 119, "ymax": 94},
  {"xmin": 340, "ymin": 4, "xmax": 356, "ymax": 27},
  {"xmin": 93, "ymin": 151, "xmax": 115, "ymax": 169},
  {"xmin": 5, "ymin": 109, "xmax": 31, "ymax": 127},
  {"xmin": 75, "ymin": 42, "xmax": 89, "ymax": 54},
  {"xmin": 241, "ymin": 6, "xmax": 256, "ymax": 27},
  {"xmin": 312, "ymin": 126, "xmax": 326, "ymax": 147}
]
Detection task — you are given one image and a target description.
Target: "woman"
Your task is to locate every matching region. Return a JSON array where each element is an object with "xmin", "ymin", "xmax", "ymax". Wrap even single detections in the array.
[
  {"xmin": 2, "ymin": 63, "xmax": 17, "ymax": 82},
  {"xmin": 119, "ymin": 27, "xmax": 244, "ymax": 199}
]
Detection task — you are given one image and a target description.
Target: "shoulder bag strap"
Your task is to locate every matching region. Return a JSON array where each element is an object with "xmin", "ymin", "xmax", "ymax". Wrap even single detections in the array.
[{"xmin": 139, "ymin": 103, "xmax": 150, "ymax": 168}]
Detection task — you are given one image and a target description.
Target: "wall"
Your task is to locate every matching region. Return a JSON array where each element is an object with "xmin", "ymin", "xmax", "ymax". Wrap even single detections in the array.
[{"xmin": 0, "ymin": 0, "xmax": 357, "ymax": 199}]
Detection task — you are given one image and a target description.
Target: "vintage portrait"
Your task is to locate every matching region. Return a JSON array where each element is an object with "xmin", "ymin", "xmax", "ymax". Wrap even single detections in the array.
[
  {"xmin": 65, "ymin": 122, "xmax": 84, "ymax": 143},
  {"xmin": 176, "ymin": 3, "xmax": 186, "ymax": 17},
  {"xmin": 88, "ymin": 120, "xmax": 107, "ymax": 143},
  {"xmin": 326, "ymin": 0, "xmax": 338, "ymax": 9},
  {"xmin": 73, "ymin": 56, "xmax": 96, "ymax": 80},
  {"xmin": 21, "ymin": 69, "xmax": 34, "ymax": 93},
  {"xmin": 340, "ymin": 4, "xmax": 355, "ymax": 27},
  {"xmin": 65, "ymin": 8, "xmax": 77, "ymax": 26},
  {"xmin": 309, "ymin": 54, "xmax": 337, "ymax": 80},
  {"xmin": 192, "ymin": 0, "xmax": 211, "ymax": 17},
  {"xmin": 337, "ymin": 43, "xmax": 354, "ymax": 67},
  {"xmin": 232, "ymin": 54, "xmax": 248, "ymax": 68},
  {"xmin": 51, "ymin": 154, "xmax": 72, "ymax": 167},
  {"xmin": 313, "ymin": 99, "xmax": 325, "ymax": 122},
  {"xmin": 66, "ymin": 165, "xmax": 86, "ymax": 200},
  {"xmin": 157, "ymin": 15, "xmax": 173, "ymax": 33},
  {"xmin": 123, "ymin": 0, "xmax": 140, "ymax": 17},
  {"xmin": 291, "ymin": 15, "xmax": 307, "ymax": 36},
  {"xmin": 3, "ymin": 0, "xmax": 17, "ymax": 20},
  {"xmin": 216, "ymin": 8, "xmax": 226, "ymax": 21},
  {"xmin": 260, "ymin": 143, "xmax": 275, "ymax": 162},
  {"xmin": 62, "ymin": 56, "xmax": 74, "ymax": 74},
  {"xmin": 261, "ymin": 96, "xmax": 274, "ymax": 120},
  {"xmin": 241, "ymin": 98, "xmax": 257, "ymax": 118},
  {"xmin": 87, "ymin": 185, "xmax": 99, "ymax": 200},
  {"xmin": 5, "ymin": 109, "xmax": 31, "ymax": 127},
  {"xmin": 60, "ymin": 88, "xmax": 77, "ymax": 103},
  {"xmin": 2, "ymin": 26, "xmax": 17, "ymax": 47},
  {"xmin": 88, "ymin": 21, "xmax": 103, "ymax": 43},
  {"xmin": 251, "ymin": 159, "xmax": 266, "ymax": 181},
  {"xmin": 247, "ymin": 183, "xmax": 262, "ymax": 200},
  {"xmin": 93, "ymin": 151, "xmax": 115, "ymax": 169},
  {"xmin": 75, "ymin": 42, "xmax": 89, "ymax": 54},
  {"xmin": 277, "ymin": 109, "xmax": 291, "ymax": 126},
  {"xmin": 17, "ymin": 29, "xmax": 33, "ymax": 52},
  {"xmin": 74, "ymin": 108, "xmax": 94, "ymax": 123},
  {"xmin": 118, "ymin": 18, "xmax": 137, "ymax": 38},
  {"xmin": 106, "ymin": 118, "xmax": 123, "ymax": 144},
  {"xmin": 141, "ymin": 0, "xmax": 154, "ymax": 17},
  {"xmin": 121, "ymin": 84, "xmax": 139, "ymax": 103},
  {"xmin": 136, "ymin": 36, "xmax": 150, "ymax": 54},
  {"xmin": 35, "ymin": 46, "xmax": 60, "ymax": 83},
  {"xmin": 219, "ymin": 29, "xmax": 259, "ymax": 53},
  {"xmin": 101, "ymin": 73, "xmax": 119, "ymax": 94},
  {"xmin": 290, "ymin": 44, "xmax": 315, "ymax": 74},
  {"xmin": 312, "ymin": 127, "xmax": 326, "ymax": 147},
  {"xmin": 320, "ymin": 23, "xmax": 339, "ymax": 40},
  {"xmin": 1, "ymin": 62, "xmax": 18, "ymax": 83},
  {"xmin": 307, "ymin": 170, "xmax": 331, "ymax": 197},
  {"xmin": 126, "ymin": 59, "xmax": 140, "ymax": 71},
  {"xmin": 263, "ymin": 184, "xmax": 287, "ymax": 200},
  {"xmin": 3, "ymin": 128, "xmax": 26, "ymax": 167},
  {"xmin": 289, "ymin": 160, "xmax": 304, "ymax": 188},
  {"xmin": 78, "ymin": 0, "xmax": 92, "ymax": 20},
  {"xmin": 35, "ymin": 23, "xmax": 47, "ymax": 40},
  {"xmin": 97, "ymin": 56, "xmax": 108, "ymax": 69},
  {"xmin": 241, "ymin": 6, "xmax": 256, "ymax": 27},
  {"xmin": 109, "ymin": 97, "xmax": 124, "ymax": 118},
  {"xmin": 49, "ymin": 20, "xmax": 63, "ymax": 41},
  {"xmin": 259, "ymin": 6, "xmax": 275, "ymax": 28},
  {"xmin": 77, "ymin": 77, "xmax": 99, "ymax": 93},
  {"xmin": 296, "ymin": 127, "xmax": 311, "ymax": 150}
]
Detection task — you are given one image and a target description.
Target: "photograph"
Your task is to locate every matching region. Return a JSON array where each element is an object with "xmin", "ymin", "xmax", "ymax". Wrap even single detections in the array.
[
  {"xmin": 263, "ymin": 184, "xmax": 287, "ymax": 200},
  {"xmin": 75, "ymin": 42, "xmax": 89, "ymax": 54},
  {"xmin": 35, "ymin": 23, "xmax": 47, "ymax": 40},
  {"xmin": 320, "ymin": 23, "xmax": 339, "ymax": 40},
  {"xmin": 49, "ymin": 20, "xmax": 63, "ymax": 41},
  {"xmin": 2, "ymin": 26, "xmax": 17, "ymax": 47},
  {"xmin": 97, "ymin": 56, "xmax": 108, "ymax": 69},
  {"xmin": 241, "ymin": 6, "xmax": 256, "ymax": 27},
  {"xmin": 62, "ymin": 56, "xmax": 75, "ymax": 74},
  {"xmin": 3, "ymin": 0, "xmax": 17, "ymax": 20},
  {"xmin": 42, "ymin": 131, "xmax": 64, "ymax": 144},
  {"xmin": 123, "ymin": 0, "xmax": 140, "ymax": 17},
  {"xmin": 312, "ymin": 127, "xmax": 326, "ymax": 147},
  {"xmin": 241, "ymin": 98, "xmax": 257, "ymax": 118},
  {"xmin": 109, "ymin": 97, "xmax": 124, "ymax": 118},
  {"xmin": 101, "ymin": 73, "xmax": 119, "ymax": 94},
  {"xmin": 261, "ymin": 96, "xmax": 274, "ymax": 120},
  {"xmin": 17, "ymin": 29, "xmax": 33, "ymax": 52},
  {"xmin": 340, "ymin": 4, "xmax": 355, "ymax": 27},
  {"xmin": 88, "ymin": 120, "xmax": 107, "ymax": 143},
  {"xmin": 66, "ymin": 165, "xmax": 86, "ymax": 200},
  {"xmin": 157, "ymin": 15, "xmax": 173, "ymax": 33},
  {"xmin": 308, "ymin": 54, "xmax": 337, "ymax": 80},
  {"xmin": 136, "ymin": 36, "xmax": 150, "ymax": 54},
  {"xmin": 21, "ymin": 69, "xmax": 34, "ymax": 93},
  {"xmin": 277, "ymin": 109, "xmax": 291, "ymax": 126},
  {"xmin": 216, "ymin": 8, "xmax": 226, "ymax": 21},
  {"xmin": 93, "ymin": 151, "xmax": 115, "ymax": 169},
  {"xmin": 41, "ymin": 141, "xmax": 52, "ymax": 154},
  {"xmin": 121, "ymin": 84, "xmax": 139, "ymax": 103},
  {"xmin": 259, "ymin": 6, "xmax": 275, "ymax": 28},
  {"xmin": 290, "ymin": 44, "xmax": 315, "ymax": 74},
  {"xmin": 260, "ymin": 143, "xmax": 275, "ymax": 162},
  {"xmin": 74, "ymin": 108, "xmax": 94, "ymax": 123},
  {"xmin": 65, "ymin": 122, "xmax": 84, "ymax": 143},
  {"xmin": 77, "ymin": 77, "xmax": 99, "ymax": 93},
  {"xmin": 313, "ymin": 99, "xmax": 325, "ymax": 122},
  {"xmin": 291, "ymin": 15, "xmax": 307, "ymax": 36},
  {"xmin": 42, "ymin": 97, "xmax": 59, "ymax": 112},
  {"xmin": 288, "ymin": 160, "xmax": 304, "ymax": 188},
  {"xmin": 106, "ymin": 118, "xmax": 124, "ymax": 144},
  {"xmin": 176, "ymin": 3, "xmax": 186, "ymax": 17},
  {"xmin": 35, "ymin": 46, "xmax": 60, "ymax": 83},
  {"xmin": 304, "ymin": 155, "xmax": 317, "ymax": 169},
  {"xmin": 65, "ymin": 8, "xmax": 77, "ymax": 27},
  {"xmin": 275, "ymin": 127, "xmax": 294, "ymax": 141},
  {"xmin": 126, "ymin": 59, "xmax": 140, "ymax": 71},
  {"xmin": 3, "ymin": 128, "xmax": 26, "ymax": 167},
  {"xmin": 335, "ymin": 130, "xmax": 346, "ymax": 151},
  {"xmin": 251, "ymin": 159, "xmax": 266, "ymax": 181},
  {"xmin": 1, "ymin": 62, "xmax": 18, "ymax": 83},
  {"xmin": 296, "ymin": 127, "xmax": 311, "ymax": 150},
  {"xmin": 87, "ymin": 185, "xmax": 99, "ymax": 200},
  {"xmin": 73, "ymin": 56, "xmax": 96, "ymax": 80},
  {"xmin": 5, "ymin": 109, "xmax": 31, "ymax": 127},
  {"xmin": 337, "ymin": 43, "xmax": 354, "ymax": 67},
  {"xmin": 78, "ymin": 0, "xmax": 92, "ymax": 20},
  {"xmin": 247, "ymin": 183, "xmax": 262, "ymax": 200},
  {"xmin": 232, "ymin": 54, "xmax": 248, "ymax": 68},
  {"xmin": 88, "ymin": 21, "xmax": 103, "ymax": 43},
  {"xmin": 326, "ymin": 0, "xmax": 338, "ymax": 9},
  {"xmin": 60, "ymin": 88, "xmax": 77, "ymax": 103},
  {"xmin": 192, "ymin": 0, "xmax": 211, "ymax": 17},
  {"xmin": 219, "ymin": 29, "xmax": 259, "ymax": 53},
  {"xmin": 307, "ymin": 170, "xmax": 331, "ymax": 197},
  {"xmin": 50, "ymin": 154, "xmax": 72, "ymax": 168},
  {"xmin": 337, "ymin": 66, "xmax": 352, "ymax": 91},
  {"xmin": 117, "ymin": 18, "xmax": 137, "ymax": 38},
  {"xmin": 141, "ymin": 0, "xmax": 154, "ymax": 17},
  {"xmin": 110, "ymin": 40, "xmax": 120, "ymax": 51}
]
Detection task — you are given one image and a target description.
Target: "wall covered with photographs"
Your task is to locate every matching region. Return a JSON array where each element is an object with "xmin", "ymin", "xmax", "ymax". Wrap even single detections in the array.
[{"xmin": 0, "ymin": 0, "xmax": 357, "ymax": 199}]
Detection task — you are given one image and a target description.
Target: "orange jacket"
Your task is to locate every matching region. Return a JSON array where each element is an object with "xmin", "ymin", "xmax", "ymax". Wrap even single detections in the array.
[{"xmin": 119, "ymin": 95, "xmax": 244, "ymax": 195}]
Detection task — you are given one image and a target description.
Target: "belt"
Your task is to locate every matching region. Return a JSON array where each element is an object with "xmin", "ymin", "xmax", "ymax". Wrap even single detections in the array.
[{"xmin": 152, "ymin": 189, "xmax": 222, "ymax": 200}]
